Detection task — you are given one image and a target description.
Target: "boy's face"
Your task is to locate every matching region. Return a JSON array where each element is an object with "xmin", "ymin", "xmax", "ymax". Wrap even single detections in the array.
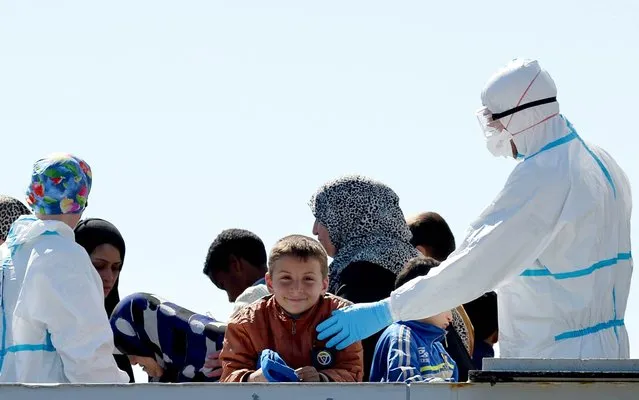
[
  {"xmin": 422, "ymin": 310, "xmax": 453, "ymax": 330},
  {"xmin": 266, "ymin": 255, "xmax": 328, "ymax": 315}
]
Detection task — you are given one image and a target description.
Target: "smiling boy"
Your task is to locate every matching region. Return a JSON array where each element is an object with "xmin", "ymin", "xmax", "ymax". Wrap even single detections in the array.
[{"xmin": 219, "ymin": 235, "xmax": 363, "ymax": 382}]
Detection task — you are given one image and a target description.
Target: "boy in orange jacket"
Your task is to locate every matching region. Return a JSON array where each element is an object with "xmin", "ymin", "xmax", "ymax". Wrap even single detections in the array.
[{"xmin": 220, "ymin": 235, "xmax": 363, "ymax": 382}]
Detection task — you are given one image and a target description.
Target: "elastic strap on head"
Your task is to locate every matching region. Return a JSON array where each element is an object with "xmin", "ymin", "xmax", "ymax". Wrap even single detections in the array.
[{"xmin": 492, "ymin": 97, "xmax": 557, "ymax": 120}]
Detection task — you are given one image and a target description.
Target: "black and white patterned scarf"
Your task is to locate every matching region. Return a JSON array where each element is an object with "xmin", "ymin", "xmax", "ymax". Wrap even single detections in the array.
[
  {"xmin": 0, "ymin": 195, "xmax": 31, "ymax": 242},
  {"xmin": 309, "ymin": 175, "xmax": 421, "ymax": 294}
]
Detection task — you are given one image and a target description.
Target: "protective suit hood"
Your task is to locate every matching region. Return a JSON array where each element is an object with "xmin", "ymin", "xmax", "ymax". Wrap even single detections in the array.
[{"xmin": 481, "ymin": 59, "xmax": 564, "ymax": 158}]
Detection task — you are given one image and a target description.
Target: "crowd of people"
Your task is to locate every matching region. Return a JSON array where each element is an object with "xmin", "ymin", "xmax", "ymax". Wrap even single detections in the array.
[{"xmin": 0, "ymin": 58, "xmax": 632, "ymax": 384}]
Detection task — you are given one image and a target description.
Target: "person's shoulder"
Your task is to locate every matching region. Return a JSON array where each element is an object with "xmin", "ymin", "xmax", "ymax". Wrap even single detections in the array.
[
  {"xmin": 508, "ymin": 159, "xmax": 559, "ymax": 187},
  {"xmin": 345, "ymin": 260, "xmax": 391, "ymax": 272},
  {"xmin": 228, "ymin": 294, "xmax": 273, "ymax": 326},
  {"xmin": 494, "ymin": 154, "xmax": 571, "ymax": 207},
  {"xmin": 510, "ymin": 142, "xmax": 574, "ymax": 186},
  {"xmin": 236, "ymin": 284, "xmax": 270, "ymax": 303},
  {"xmin": 230, "ymin": 285, "xmax": 272, "ymax": 319},
  {"xmin": 341, "ymin": 260, "xmax": 396, "ymax": 280},
  {"xmin": 30, "ymin": 236, "xmax": 90, "ymax": 269},
  {"xmin": 323, "ymin": 293, "xmax": 353, "ymax": 310},
  {"xmin": 335, "ymin": 262, "xmax": 396, "ymax": 302},
  {"xmin": 378, "ymin": 322, "xmax": 411, "ymax": 344},
  {"xmin": 388, "ymin": 321, "xmax": 413, "ymax": 336}
]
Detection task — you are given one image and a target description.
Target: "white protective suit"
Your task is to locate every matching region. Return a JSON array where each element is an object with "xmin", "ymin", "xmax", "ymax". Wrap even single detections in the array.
[
  {"xmin": 0, "ymin": 216, "xmax": 129, "ymax": 383},
  {"xmin": 390, "ymin": 59, "xmax": 632, "ymax": 359}
]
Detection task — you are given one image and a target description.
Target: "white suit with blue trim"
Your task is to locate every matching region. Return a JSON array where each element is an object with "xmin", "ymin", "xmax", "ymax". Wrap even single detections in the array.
[
  {"xmin": 391, "ymin": 59, "xmax": 632, "ymax": 358},
  {"xmin": 0, "ymin": 216, "xmax": 129, "ymax": 383}
]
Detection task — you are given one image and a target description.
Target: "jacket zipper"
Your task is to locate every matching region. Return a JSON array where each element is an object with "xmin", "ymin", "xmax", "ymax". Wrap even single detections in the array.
[{"xmin": 292, "ymin": 319, "xmax": 297, "ymax": 335}]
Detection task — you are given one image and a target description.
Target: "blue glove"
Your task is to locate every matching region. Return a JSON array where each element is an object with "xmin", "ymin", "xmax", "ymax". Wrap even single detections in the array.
[
  {"xmin": 257, "ymin": 349, "xmax": 299, "ymax": 382},
  {"xmin": 316, "ymin": 299, "xmax": 394, "ymax": 350}
]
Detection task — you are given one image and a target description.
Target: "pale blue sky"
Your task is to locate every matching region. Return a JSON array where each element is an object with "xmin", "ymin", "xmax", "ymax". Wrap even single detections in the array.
[{"xmin": 2, "ymin": 0, "xmax": 638, "ymax": 380}]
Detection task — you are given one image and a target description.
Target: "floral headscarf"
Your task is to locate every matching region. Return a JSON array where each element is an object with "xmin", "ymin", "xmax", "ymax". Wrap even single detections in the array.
[
  {"xmin": 309, "ymin": 175, "xmax": 422, "ymax": 294},
  {"xmin": 26, "ymin": 153, "xmax": 92, "ymax": 215}
]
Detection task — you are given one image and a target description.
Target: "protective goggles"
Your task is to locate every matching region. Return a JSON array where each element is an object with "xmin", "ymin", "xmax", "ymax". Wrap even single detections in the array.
[{"xmin": 476, "ymin": 96, "xmax": 557, "ymax": 137}]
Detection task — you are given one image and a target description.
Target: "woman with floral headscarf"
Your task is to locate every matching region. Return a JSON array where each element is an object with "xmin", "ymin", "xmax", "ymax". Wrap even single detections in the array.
[
  {"xmin": 0, "ymin": 153, "xmax": 128, "ymax": 383},
  {"xmin": 309, "ymin": 175, "xmax": 423, "ymax": 380}
]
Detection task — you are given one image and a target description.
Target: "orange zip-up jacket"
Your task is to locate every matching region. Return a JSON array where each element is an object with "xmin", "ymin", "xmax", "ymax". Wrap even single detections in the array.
[{"xmin": 220, "ymin": 294, "xmax": 363, "ymax": 382}]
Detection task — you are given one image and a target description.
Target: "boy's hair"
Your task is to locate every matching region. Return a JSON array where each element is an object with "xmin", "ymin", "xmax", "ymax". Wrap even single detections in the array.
[
  {"xmin": 203, "ymin": 229, "xmax": 267, "ymax": 277},
  {"xmin": 395, "ymin": 256, "xmax": 441, "ymax": 289},
  {"xmin": 407, "ymin": 212, "xmax": 456, "ymax": 262},
  {"xmin": 268, "ymin": 235, "xmax": 328, "ymax": 277}
]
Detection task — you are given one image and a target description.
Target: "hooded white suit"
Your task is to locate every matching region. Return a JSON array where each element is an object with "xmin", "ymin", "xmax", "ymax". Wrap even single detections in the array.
[
  {"xmin": 390, "ymin": 59, "xmax": 632, "ymax": 359},
  {"xmin": 0, "ymin": 216, "xmax": 129, "ymax": 383}
]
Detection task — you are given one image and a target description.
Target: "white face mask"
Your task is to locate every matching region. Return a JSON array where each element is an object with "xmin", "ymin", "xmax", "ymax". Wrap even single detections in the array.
[
  {"xmin": 486, "ymin": 129, "xmax": 514, "ymax": 158},
  {"xmin": 476, "ymin": 106, "xmax": 515, "ymax": 158}
]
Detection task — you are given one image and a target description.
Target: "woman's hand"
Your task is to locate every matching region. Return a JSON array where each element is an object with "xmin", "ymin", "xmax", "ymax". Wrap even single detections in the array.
[{"xmin": 203, "ymin": 350, "xmax": 222, "ymax": 378}]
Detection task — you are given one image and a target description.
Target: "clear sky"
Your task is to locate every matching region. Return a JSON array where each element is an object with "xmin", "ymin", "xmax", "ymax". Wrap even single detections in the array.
[{"xmin": 1, "ymin": 0, "xmax": 637, "ymax": 381}]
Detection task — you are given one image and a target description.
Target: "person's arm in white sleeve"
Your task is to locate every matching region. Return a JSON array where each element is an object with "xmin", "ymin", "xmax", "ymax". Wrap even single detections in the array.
[
  {"xmin": 316, "ymin": 164, "xmax": 572, "ymax": 351},
  {"xmin": 390, "ymin": 165, "xmax": 570, "ymax": 322},
  {"xmin": 25, "ymin": 247, "xmax": 129, "ymax": 383}
]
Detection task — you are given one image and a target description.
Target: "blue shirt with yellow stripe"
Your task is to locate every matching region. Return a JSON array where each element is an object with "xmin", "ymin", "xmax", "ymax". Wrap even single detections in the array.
[{"xmin": 370, "ymin": 320, "xmax": 457, "ymax": 382}]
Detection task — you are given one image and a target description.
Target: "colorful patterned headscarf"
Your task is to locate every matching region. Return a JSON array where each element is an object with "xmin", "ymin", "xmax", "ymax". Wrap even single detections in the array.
[{"xmin": 26, "ymin": 153, "xmax": 92, "ymax": 215}]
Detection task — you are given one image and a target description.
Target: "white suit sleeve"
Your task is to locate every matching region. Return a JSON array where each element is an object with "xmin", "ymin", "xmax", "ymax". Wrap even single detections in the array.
[
  {"xmin": 25, "ymin": 248, "xmax": 129, "ymax": 383},
  {"xmin": 390, "ymin": 164, "xmax": 570, "ymax": 322}
]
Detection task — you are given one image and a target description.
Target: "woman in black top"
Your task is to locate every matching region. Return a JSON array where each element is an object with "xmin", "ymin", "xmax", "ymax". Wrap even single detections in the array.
[
  {"xmin": 75, "ymin": 218, "xmax": 135, "ymax": 382},
  {"xmin": 309, "ymin": 175, "xmax": 422, "ymax": 380}
]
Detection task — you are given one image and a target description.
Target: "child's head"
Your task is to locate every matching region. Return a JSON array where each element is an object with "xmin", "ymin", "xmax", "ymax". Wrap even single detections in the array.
[
  {"xmin": 266, "ymin": 235, "xmax": 329, "ymax": 315},
  {"xmin": 464, "ymin": 291, "xmax": 498, "ymax": 344},
  {"xmin": 395, "ymin": 257, "xmax": 452, "ymax": 330},
  {"xmin": 406, "ymin": 212, "xmax": 455, "ymax": 262}
]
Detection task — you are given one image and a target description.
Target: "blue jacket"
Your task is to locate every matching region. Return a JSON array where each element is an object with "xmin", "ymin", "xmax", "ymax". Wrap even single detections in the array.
[{"xmin": 369, "ymin": 320, "xmax": 458, "ymax": 382}]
